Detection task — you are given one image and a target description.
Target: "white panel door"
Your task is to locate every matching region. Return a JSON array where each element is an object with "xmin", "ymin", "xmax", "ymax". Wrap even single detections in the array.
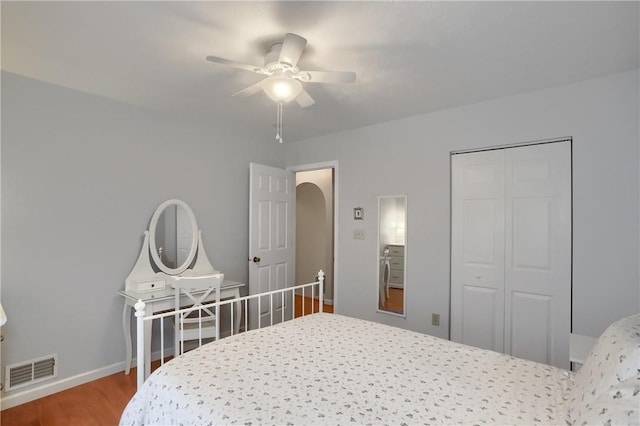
[
  {"xmin": 451, "ymin": 142, "xmax": 571, "ymax": 368},
  {"xmin": 451, "ymin": 150, "xmax": 506, "ymax": 352},
  {"xmin": 249, "ymin": 163, "xmax": 295, "ymax": 330},
  {"xmin": 504, "ymin": 142, "xmax": 571, "ymax": 369}
]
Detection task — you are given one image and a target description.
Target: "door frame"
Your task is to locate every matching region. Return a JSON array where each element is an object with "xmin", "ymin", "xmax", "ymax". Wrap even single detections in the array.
[
  {"xmin": 450, "ymin": 136, "xmax": 573, "ymax": 155},
  {"xmin": 288, "ymin": 161, "xmax": 339, "ymax": 313}
]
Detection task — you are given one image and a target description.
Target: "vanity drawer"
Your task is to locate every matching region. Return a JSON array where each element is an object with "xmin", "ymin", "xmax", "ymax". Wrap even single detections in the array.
[
  {"xmin": 389, "ymin": 269, "xmax": 404, "ymax": 284},
  {"xmin": 387, "ymin": 245, "xmax": 405, "ymax": 257},
  {"xmin": 389, "ymin": 257, "xmax": 404, "ymax": 269}
]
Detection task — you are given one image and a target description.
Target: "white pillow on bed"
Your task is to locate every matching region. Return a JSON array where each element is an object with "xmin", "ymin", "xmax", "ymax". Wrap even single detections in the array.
[
  {"xmin": 573, "ymin": 376, "xmax": 640, "ymax": 426},
  {"xmin": 569, "ymin": 314, "xmax": 640, "ymax": 424}
]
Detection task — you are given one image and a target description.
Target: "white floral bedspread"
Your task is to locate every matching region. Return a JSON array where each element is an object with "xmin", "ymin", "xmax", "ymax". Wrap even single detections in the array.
[{"xmin": 120, "ymin": 313, "xmax": 573, "ymax": 425}]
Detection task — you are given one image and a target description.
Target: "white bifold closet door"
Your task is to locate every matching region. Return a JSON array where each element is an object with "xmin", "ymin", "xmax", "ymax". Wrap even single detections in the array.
[{"xmin": 451, "ymin": 141, "xmax": 571, "ymax": 369}]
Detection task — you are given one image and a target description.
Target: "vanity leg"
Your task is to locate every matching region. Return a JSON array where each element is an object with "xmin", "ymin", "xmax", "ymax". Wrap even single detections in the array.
[{"xmin": 123, "ymin": 303, "xmax": 132, "ymax": 375}]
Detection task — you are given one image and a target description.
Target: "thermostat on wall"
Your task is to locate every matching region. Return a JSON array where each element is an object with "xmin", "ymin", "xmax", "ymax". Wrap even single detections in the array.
[{"xmin": 354, "ymin": 207, "xmax": 364, "ymax": 220}]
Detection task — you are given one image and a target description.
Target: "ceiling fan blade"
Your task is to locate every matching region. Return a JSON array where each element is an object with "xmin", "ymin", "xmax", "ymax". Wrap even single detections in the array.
[
  {"xmin": 295, "ymin": 70, "xmax": 357, "ymax": 84},
  {"xmin": 278, "ymin": 33, "xmax": 307, "ymax": 68},
  {"xmin": 295, "ymin": 89, "xmax": 315, "ymax": 108},
  {"xmin": 232, "ymin": 81, "xmax": 264, "ymax": 97},
  {"xmin": 206, "ymin": 55, "xmax": 269, "ymax": 74}
]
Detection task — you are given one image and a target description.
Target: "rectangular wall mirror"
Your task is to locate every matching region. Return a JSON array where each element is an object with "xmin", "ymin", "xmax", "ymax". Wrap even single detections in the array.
[{"xmin": 378, "ymin": 195, "xmax": 407, "ymax": 317}]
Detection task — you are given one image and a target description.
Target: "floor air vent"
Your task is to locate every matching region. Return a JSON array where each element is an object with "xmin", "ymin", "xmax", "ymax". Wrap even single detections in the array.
[{"xmin": 5, "ymin": 354, "xmax": 57, "ymax": 391}]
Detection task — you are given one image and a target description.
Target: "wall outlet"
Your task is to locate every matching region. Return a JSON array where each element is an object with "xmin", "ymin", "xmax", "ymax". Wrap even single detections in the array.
[
  {"xmin": 353, "ymin": 229, "xmax": 366, "ymax": 240},
  {"xmin": 432, "ymin": 313, "xmax": 440, "ymax": 326}
]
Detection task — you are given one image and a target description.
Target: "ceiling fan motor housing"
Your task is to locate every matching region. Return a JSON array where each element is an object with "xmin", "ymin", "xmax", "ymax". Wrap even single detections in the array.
[
  {"xmin": 264, "ymin": 44, "xmax": 303, "ymax": 78},
  {"xmin": 265, "ymin": 43, "xmax": 283, "ymax": 67}
]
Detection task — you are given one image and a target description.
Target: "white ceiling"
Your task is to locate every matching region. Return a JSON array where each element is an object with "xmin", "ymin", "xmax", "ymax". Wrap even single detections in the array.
[{"xmin": 2, "ymin": 1, "xmax": 638, "ymax": 143}]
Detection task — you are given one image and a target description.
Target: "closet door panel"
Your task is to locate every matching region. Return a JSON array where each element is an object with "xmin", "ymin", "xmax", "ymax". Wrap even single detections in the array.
[
  {"xmin": 511, "ymin": 197, "xmax": 552, "ymax": 270},
  {"xmin": 504, "ymin": 142, "xmax": 571, "ymax": 369},
  {"xmin": 462, "ymin": 285, "xmax": 500, "ymax": 350},
  {"xmin": 510, "ymin": 292, "xmax": 552, "ymax": 364},
  {"xmin": 451, "ymin": 150, "xmax": 505, "ymax": 353},
  {"xmin": 463, "ymin": 199, "xmax": 497, "ymax": 264}
]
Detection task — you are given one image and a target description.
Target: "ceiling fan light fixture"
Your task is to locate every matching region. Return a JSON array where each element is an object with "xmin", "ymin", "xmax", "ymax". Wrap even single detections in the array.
[
  {"xmin": 205, "ymin": 32, "xmax": 357, "ymax": 143},
  {"xmin": 262, "ymin": 74, "xmax": 302, "ymax": 103}
]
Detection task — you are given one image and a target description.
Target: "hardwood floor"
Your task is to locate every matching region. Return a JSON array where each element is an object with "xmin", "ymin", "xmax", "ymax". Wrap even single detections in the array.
[
  {"xmin": 379, "ymin": 287, "xmax": 404, "ymax": 314},
  {"xmin": 1, "ymin": 296, "xmax": 333, "ymax": 425},
  {"xmin": 1, "ymin": 367, "xmax": 139, "ymax": 426},
  {"xmin": 294, "ymin": 294, "xmax": 333, "ymax": 317}
]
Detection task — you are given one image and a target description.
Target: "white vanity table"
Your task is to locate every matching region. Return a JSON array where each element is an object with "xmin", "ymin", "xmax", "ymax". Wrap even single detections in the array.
[
  {"xmin": 119, "ymin": 280, "xmax": 244, "ymax": 375},
  {"xmin": 120, "ymin": 199, "xmax": 241, "ymax": 378},
  {"xmin": 386, "ymin": 244, "xmax": 405, "ymax": 289}
]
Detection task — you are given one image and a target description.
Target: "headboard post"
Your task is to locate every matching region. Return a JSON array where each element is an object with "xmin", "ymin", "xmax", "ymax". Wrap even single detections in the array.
[
  {"xmin": 134, "ymin": 299, "xmax": 146, "ymax": 390},
  {"xmin": 318, "ymin": 270, "xmax": 325, "ymax": 313}
]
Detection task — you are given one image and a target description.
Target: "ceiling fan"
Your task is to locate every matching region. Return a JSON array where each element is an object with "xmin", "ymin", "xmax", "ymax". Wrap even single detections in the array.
[{"xmin": 206, "ymin": 33, "xmax": 357, "ymax": 142}]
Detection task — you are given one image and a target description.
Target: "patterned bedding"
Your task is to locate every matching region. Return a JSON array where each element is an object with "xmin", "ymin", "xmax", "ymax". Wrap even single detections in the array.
[{"xmin": 121, "ymin": 313, "xmax": 576, "ymax": 425}]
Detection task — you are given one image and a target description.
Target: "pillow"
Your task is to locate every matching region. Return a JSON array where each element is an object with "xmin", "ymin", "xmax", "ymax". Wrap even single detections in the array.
[
  {"xmin": 574, "ymin": 376, "xmax": 640, "ymax": 426},
  {"xmin": 569, "ymin": 314, "xmax": 640, "ymax": 423}
]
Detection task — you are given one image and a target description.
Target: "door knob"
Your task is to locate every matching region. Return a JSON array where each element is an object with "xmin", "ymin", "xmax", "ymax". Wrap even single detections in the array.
[{"xmin": 251, "ymin": 256, "xmax": 261, "ymax": 263}]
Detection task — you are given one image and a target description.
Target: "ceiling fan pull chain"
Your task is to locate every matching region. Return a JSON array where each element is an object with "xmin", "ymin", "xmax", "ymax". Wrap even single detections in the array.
[
  {"xmin": 275, "ymin": 103, "xmax": 280, "ymax": 142},
  {"xmin": 276, "ymin": 102, "xmax": 284, "ymax": 143}
]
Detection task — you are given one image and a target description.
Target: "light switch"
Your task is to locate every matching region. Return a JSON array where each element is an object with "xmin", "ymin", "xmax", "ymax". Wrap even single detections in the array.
[{"xmin": 353, "ymin": 229, "xmax": 366, "ymax": 240}]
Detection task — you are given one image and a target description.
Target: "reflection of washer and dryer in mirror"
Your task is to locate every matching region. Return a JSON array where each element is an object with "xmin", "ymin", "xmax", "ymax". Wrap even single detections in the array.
[{"xmin": 378, "ymin": 196, "xmax": 406, "ymax": 316}]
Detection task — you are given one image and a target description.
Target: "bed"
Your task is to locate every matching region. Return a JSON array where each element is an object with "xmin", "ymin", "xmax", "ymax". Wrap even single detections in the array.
[{"xmin": 120, "ymin": 278, "xmax": 639, "ymax": 425}]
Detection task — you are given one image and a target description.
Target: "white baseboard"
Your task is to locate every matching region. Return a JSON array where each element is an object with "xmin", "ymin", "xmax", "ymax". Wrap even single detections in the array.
[
  {"xmin": 1, "ymin": 349, "xmax": 173, "ymax": 410},
  {"xmin": 1, "ymin": 361, "xmax": 125, "ymax": 410}
]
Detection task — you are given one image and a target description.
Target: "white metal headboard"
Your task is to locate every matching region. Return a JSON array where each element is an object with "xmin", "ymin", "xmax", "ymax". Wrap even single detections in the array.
[{"xmin": 134, "ymin": 270, "xmax": 325, "ymax": 389}]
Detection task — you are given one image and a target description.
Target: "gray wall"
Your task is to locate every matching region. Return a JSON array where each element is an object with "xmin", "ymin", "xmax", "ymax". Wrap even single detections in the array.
[
  {"xmin": 1, "ymin": 67, "xmax": 638, "ymax": 396},
  {"xmin": 0, "ymin": 72, "xmax": 282, "ymax": 392},
  {"xmin": 284, "ymin": 69, "xmax": 640, "ymax": 339}
]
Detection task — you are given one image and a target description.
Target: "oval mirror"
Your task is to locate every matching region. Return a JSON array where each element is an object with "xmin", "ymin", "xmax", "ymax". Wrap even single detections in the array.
[{"xmin": 149, "ymin": 199, "xmax": 198, "ymax": 275}]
